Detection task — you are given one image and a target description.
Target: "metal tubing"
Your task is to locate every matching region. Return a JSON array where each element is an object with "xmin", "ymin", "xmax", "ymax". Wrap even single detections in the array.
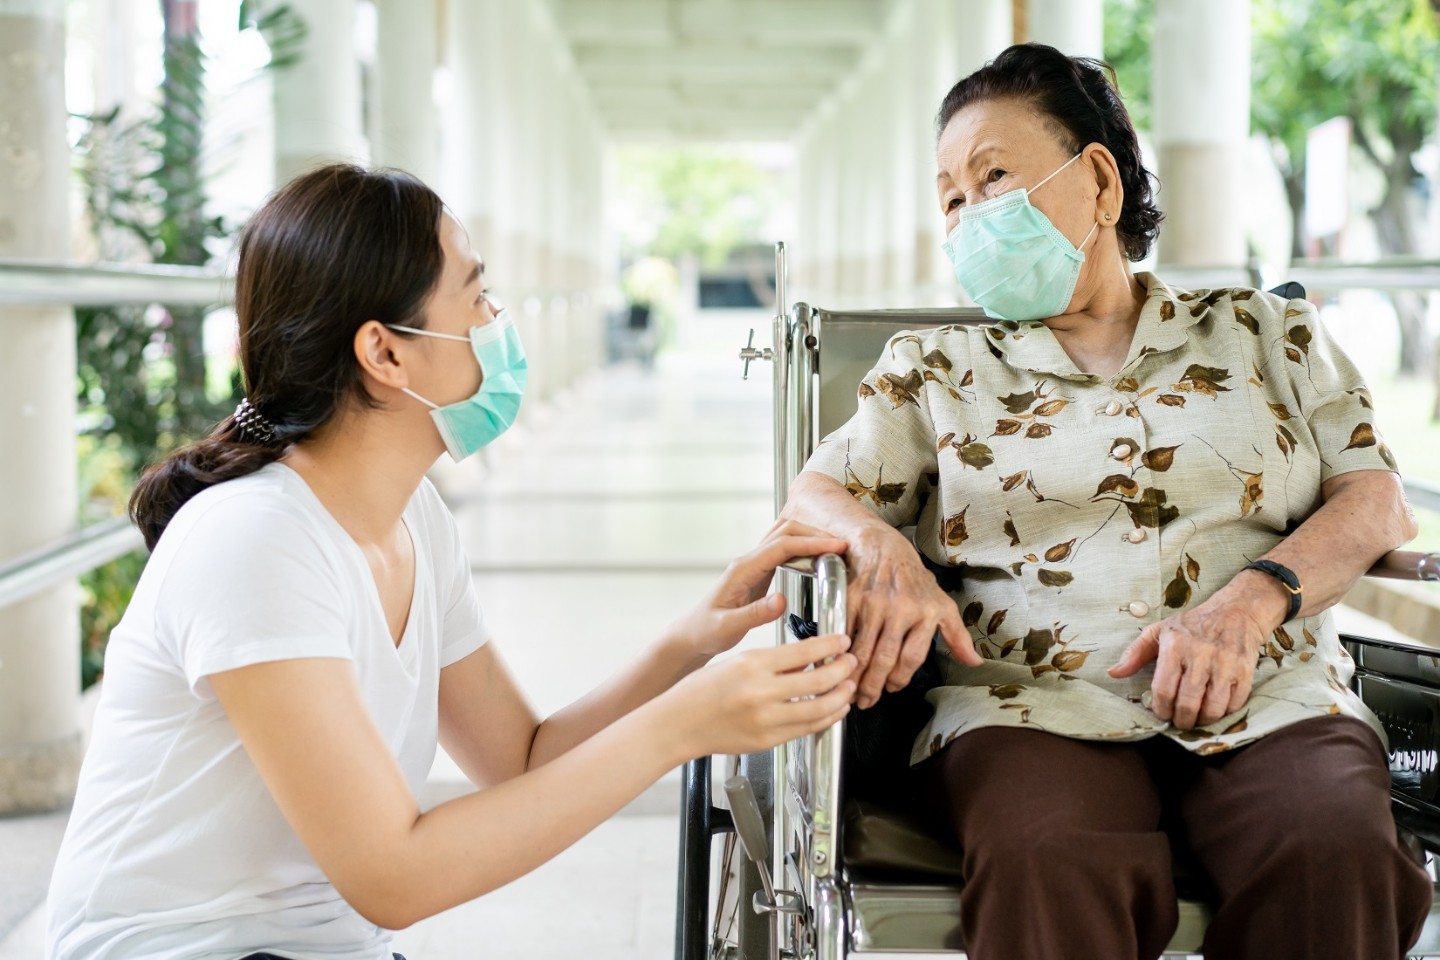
[
  {"xmin": 677, "ymin": 756, "xmax": 731, "ymax": 960},
  {"xmin": 0, "ymin": 517, "xmax": 143, "ymax": 611},
  {"xmin": 810, "ymin": 555, "xmax": 847, "ymax": 882},
  {"xmin": 814, "ymin": 876, "xmax": 847, "ymax": 960},
  {"xmin": 1366, "ymin": 550, "xmax": 1440, "ymax": 583},
  {"xmin": 1154, "ymin": 259, "xmax": 1440, "ymax": 293},
  {"xmin": 0, "ymin": 259, "xmax": 233, "ymax": 307}
]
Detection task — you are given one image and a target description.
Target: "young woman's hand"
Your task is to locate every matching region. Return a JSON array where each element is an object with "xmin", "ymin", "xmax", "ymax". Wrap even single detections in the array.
[
  {"xmin": 659, "ymin": 633, "xmax": 857, "ymax": 758},
  {"xmin": 665, "ymin": 519, "xmax": 849, "ymax": 659}
]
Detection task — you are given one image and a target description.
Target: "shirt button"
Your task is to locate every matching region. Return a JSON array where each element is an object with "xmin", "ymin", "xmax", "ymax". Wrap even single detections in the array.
[
  {"xmin": 1111, "ymin": 443, "xmax": 1134, "ymax": 461},
  {"xmin": 1124, "ymin": 529, "xmax": 1148, "ymax": 544},
  {"xmin": 1125, "ymin": 601, "xmax": 1151, "ymax": 618},
  {"xmin": 1101, "ymin": 399, "xmax": 1123, "ymax": 416}
]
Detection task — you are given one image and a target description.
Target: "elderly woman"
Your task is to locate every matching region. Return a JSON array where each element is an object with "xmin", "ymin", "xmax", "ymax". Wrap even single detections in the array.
[{"xmin": 783, "ymin": 43, "xmax": 1433, "ymax": 960}]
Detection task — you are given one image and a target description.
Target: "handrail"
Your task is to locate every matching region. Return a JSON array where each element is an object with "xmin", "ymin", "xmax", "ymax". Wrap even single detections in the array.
[
  {"xmin": 1406, "ymin": 478, "xmax": 1440, "ymax": 515},
  {"xmin": 0, "ymin": 518, "xmax": 144, "ymax": 611},
  {"xmin": 0, "ymin": 259, "xmax": 234, "ymax": 307},
  {"xmin": 1156, "ymin": 259, "xmax": 1440, "ymax": 293}
]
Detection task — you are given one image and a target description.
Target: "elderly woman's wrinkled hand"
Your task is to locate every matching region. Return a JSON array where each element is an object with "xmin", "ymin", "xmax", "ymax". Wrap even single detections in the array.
[
  {"xmin": 846, "ymin": 527, "xmax": 983, "ymax": 709},
  {"xmin": 1107, "ymin": 580, "xmax": 1285, "ymax": 729}
]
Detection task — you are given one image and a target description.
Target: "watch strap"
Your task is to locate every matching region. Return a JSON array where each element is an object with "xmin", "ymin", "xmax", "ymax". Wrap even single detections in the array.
[{"xmin": 1243, "ymin": 559, "xmax": 1302, "ymax": 622}]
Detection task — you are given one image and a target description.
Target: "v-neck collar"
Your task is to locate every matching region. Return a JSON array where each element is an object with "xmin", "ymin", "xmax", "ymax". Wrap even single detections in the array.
[{"xmin": 270, "ymin": 462, "xmax": 420, "ymax": 654}]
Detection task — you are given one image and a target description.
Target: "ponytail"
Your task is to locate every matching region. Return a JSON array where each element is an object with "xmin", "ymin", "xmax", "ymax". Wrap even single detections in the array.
[{"xmin": 128, "ymin": 408, "xmax": 286, "ymax": 551}]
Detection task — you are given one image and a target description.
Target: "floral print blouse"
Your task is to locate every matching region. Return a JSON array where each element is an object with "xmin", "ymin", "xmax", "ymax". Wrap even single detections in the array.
[{"xmin": 803, "ymin": 273, "xmax": 1397, "ymax": 764}]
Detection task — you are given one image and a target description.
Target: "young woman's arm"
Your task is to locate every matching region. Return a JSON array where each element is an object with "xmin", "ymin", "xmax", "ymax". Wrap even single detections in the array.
[
  {"xmin": 437, "ymin": 523, "xmax": 849, "ymax": 785},
  {"xmin": 211, "ymin": 628, "xmax": 852, "ymax": 930}
]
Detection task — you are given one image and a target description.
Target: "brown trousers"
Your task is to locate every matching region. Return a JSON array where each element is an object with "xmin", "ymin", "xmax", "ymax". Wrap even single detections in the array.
[{"xmin": 922, "ymin": 716, "xmax": 1433, "ymax": 960}]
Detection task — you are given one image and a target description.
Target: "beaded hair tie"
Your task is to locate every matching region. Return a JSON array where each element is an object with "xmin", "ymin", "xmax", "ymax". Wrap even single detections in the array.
[{"xmin": 233, "ymin": 397, "xmax": 278, "ymax": 446}]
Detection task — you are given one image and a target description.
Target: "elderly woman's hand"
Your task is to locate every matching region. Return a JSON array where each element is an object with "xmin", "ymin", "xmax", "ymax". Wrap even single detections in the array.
[
  {"xmin": 846, "ymin": 525, "xmax": 982, "ymax": 709},
  {"xmin": 1108, "ymin": 573, "xmax": 1290, "ymax": 729}
]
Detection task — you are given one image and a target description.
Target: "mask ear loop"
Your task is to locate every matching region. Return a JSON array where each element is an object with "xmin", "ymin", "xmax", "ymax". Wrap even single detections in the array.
[
  {"xmin": 1029, "ymin": 151, "xmax": 1085, "ymax": 197},
  {"xmin": 401, "ymin": 387, "xmax": 439, "ymax": 409}
]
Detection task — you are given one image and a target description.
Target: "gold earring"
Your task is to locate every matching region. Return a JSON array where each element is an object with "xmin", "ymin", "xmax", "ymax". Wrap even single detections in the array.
[{"xmin": 1104, "ymin": 212, "xmax": 1112, "ymax": 221}]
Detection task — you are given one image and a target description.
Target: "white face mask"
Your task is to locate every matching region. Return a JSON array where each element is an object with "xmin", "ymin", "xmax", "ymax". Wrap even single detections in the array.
[
  {"xmin": 386, "ymin": 310, "xmax": 529, "ymax": 461},
  {"xmin": 941, "ymin": 152, "xmax": 1098, "ymax": 321}
]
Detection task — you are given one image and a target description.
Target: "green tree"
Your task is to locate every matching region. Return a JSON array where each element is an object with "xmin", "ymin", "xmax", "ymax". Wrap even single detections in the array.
[
  {"xmin": 1103, "ymin": 0, "xmax": 1153, "ymax": 132},
  {"xmin": 615, "ymin": 147, "xmax": 775, "ymax": 268},
  {"xmin": 1107, "ymin": 0, "xmax": 1439, "ymax": 380},
  {"xmin": 1252, "ymin": 0, "xmax": 1437, "ymax": 381}
]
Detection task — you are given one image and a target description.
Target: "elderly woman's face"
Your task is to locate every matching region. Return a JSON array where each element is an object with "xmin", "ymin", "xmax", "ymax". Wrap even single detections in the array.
[{"xmin": 936, "ymin": 98, "xmax": 1093, "ymax": 242}]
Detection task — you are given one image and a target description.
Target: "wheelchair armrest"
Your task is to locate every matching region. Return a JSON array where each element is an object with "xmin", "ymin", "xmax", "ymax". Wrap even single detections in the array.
[{"xmin": 1365, "ymin": 550, "xmax": 1440, "ymax": 582}]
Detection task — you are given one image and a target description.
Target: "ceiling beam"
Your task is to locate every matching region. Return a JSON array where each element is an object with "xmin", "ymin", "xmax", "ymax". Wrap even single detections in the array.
[{"xmin": 550, "ymin": 0, "xmax": 887, "ymax": 45}]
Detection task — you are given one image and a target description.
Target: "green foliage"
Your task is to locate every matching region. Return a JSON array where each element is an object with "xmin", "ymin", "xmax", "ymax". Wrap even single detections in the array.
[
  {"xmin": 1102, "ymin": 0, "xmax": 1153, "ymax": 132},
  {"xmin": 76, "ymin": 435, "xmax": 146, "ymax": 689},
  {"xmin": 1252, "ymin": 0, "xmax": 1438, "ymax": 180},
  {"xmin": 69, "ymin": 2, "xmax": 265, "ymax": 687},
  {"xmin": 616, "ymin": 147, "xmax": 775, "ymax": 268},
  {"xmin": 238, "ymin": 1, "xmax": 309, "ymax": 69}
]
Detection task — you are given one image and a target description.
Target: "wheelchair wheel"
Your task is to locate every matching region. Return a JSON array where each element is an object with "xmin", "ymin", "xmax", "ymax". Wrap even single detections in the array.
[{"xmin": 676, "ymin": 751, "xmax": 779, "ymax": 960}]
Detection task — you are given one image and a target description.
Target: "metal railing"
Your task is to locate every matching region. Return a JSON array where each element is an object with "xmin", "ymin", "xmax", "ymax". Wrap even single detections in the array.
[
  {"xmin": 0, "ymin": 258, "xmax": 234, "ymax": 307},
  {"xmin": 1157, "ymin": 257, "xmax": 1440, "ymax": 295},
  {"xmin": 0, "ymin": 260, "xmax": 234, "ymax": 612}
]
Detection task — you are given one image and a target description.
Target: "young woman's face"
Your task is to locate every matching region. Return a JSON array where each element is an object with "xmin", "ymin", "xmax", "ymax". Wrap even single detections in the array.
[{"xmin": 411, "ymin": 213, "xmax": 500, "ymax": 405}]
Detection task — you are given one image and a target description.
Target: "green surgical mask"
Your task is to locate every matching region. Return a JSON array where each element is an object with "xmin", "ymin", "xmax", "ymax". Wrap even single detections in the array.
[
  {"xmin": 941, "ymin": 153, "xmax": 1098, "ymax": 322},
  {"xmin": 388, "ymin": 310, "xmax": 528, "ymax": 461}
]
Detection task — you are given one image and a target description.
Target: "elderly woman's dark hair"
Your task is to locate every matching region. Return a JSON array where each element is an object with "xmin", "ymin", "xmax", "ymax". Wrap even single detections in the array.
[{"xmin": 937, "ymin": 43, "xmax": 1163, "ymax": 262}]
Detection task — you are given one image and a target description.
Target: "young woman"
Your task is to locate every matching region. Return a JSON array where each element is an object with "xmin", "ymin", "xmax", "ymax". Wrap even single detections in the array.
[{"xmin": 46, "ymin": 164, "xmax": 855, "ymax": 960}]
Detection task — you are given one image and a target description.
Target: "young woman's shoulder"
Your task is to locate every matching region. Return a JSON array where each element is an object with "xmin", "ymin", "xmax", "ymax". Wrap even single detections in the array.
[{"xmin": 152, "ymin": 463, "xmax": 348, "ymax": 595}]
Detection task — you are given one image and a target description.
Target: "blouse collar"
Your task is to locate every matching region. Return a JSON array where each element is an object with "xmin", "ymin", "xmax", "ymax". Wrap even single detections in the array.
[{"xmin": 981, "ymin": 272, "xmax": 1220, "ymax": 381}]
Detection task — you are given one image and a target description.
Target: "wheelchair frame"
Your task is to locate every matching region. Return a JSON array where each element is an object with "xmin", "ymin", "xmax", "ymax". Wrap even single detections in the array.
[{"xmin": 678, "ymin": 244, "xmax": 1440, "ymax": 959}]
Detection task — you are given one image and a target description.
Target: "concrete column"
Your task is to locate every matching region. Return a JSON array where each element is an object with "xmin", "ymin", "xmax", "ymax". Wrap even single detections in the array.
[
  {"xmin": 811, "ymin": 101, "xmax": 841, "ymax": 301},
  {"xmin": 272, "ymin": 0, "xmax": 365, "ymax": 184},
  {"xmin": 853, "ymin": 69, "xmax": 883, "ymax": 302},
  {"xmin": 883, "ymin": 15, "xmax": 918, "ymax": 302},
  {"xmin": 0, "ymin": 0, "xmax": 81, "ymax": 814},
  {"xmin": 1026, "ymin": 0, "xmax": 1104, "ymax": 59},
  {"xmin": 1152, "ymin": 0, "xmax": 1250, "ymax": 265},
  {"xmin": 949, "ymin": 0, "xmax": 1012, "ymax": 75},
  {"xmin": 442, "ymin": 0, "xmax": 499, "ymax": 259},
  {"xmin": 375, "ymin": 0, "xmax": 439, "ymax": 183}
]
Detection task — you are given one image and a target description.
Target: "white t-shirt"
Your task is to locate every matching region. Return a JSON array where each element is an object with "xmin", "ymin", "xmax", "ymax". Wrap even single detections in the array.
[{"xmin": 47, "ymin": 462, "xmax": 490, "ymax": 960}]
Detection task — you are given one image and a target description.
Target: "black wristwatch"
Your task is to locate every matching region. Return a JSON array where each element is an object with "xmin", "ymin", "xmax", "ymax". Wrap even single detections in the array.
[{"xmin": 1243, "ymin": 559, "xmax": 1302, "ymax": 622}]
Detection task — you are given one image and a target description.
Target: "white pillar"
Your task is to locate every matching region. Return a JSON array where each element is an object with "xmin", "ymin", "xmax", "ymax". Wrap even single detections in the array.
[
  {"xmin": 812, "ymin": 101, "xmax": 841, "ymax": 301},
  {"xmin": 884, "ymin": 13, "xmax": 918, "ymax": 303},
  {"xmin": 1152, "ymin": 0, "xmax": 1251, "ymax": 265},
  {"xmin": 0, "ymin": 0, "xmax": 81, "ymax": 814},
  {"xmin": 949, "ymin": 0, "xmax": 1012, "ymax": 75},
  {"xmin": 272, "ymin": 0, "xmax": 365, "ymax": 184},
  {"xmin": 442, "ymin": 0, "xmax": 499, "ymax": 257},
  {"xmin": 375, "ymin": 0, "xmax": 439, "ymax": 183},
  {"xmin": 1025, "ymin": 0, "xmax": 1104, "ymax": 59}
]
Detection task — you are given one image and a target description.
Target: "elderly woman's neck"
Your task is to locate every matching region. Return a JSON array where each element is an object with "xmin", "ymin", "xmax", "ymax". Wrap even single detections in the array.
[{"xmin": 1043, "ymin": 264, "xmax": 1148, "ymax": 379}]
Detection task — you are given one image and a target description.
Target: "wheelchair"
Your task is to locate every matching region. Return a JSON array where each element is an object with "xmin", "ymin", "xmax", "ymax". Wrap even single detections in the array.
[{"xmin": 676, "ymin": 245, "xmax": 1440, "ymax": 959}]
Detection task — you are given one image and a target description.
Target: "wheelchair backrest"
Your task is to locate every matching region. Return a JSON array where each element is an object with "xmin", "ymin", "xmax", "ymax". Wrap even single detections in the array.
[{"xmin": 810, "ymin": 306, "xmax": 989, "ymax": 438}]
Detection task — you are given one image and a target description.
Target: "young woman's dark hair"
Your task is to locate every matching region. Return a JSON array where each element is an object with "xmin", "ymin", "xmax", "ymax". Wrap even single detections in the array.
[
  {"xmin": 936, "ymin": 43, "xmax": 1164, "ymax": 262},
  {"xmin": 129, "ymin": 164, "xmax": 446, "ymax": 550}
]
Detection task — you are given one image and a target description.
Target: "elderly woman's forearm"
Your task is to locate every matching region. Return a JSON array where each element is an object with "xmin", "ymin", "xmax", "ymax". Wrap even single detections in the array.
[
  {"xmin": 783, "ymin": 471, "xmax": 902, "ymax": 543},
  {"xmin": 1243, "ymin": 470, "xmax": 1415, "ymax": 622}
]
